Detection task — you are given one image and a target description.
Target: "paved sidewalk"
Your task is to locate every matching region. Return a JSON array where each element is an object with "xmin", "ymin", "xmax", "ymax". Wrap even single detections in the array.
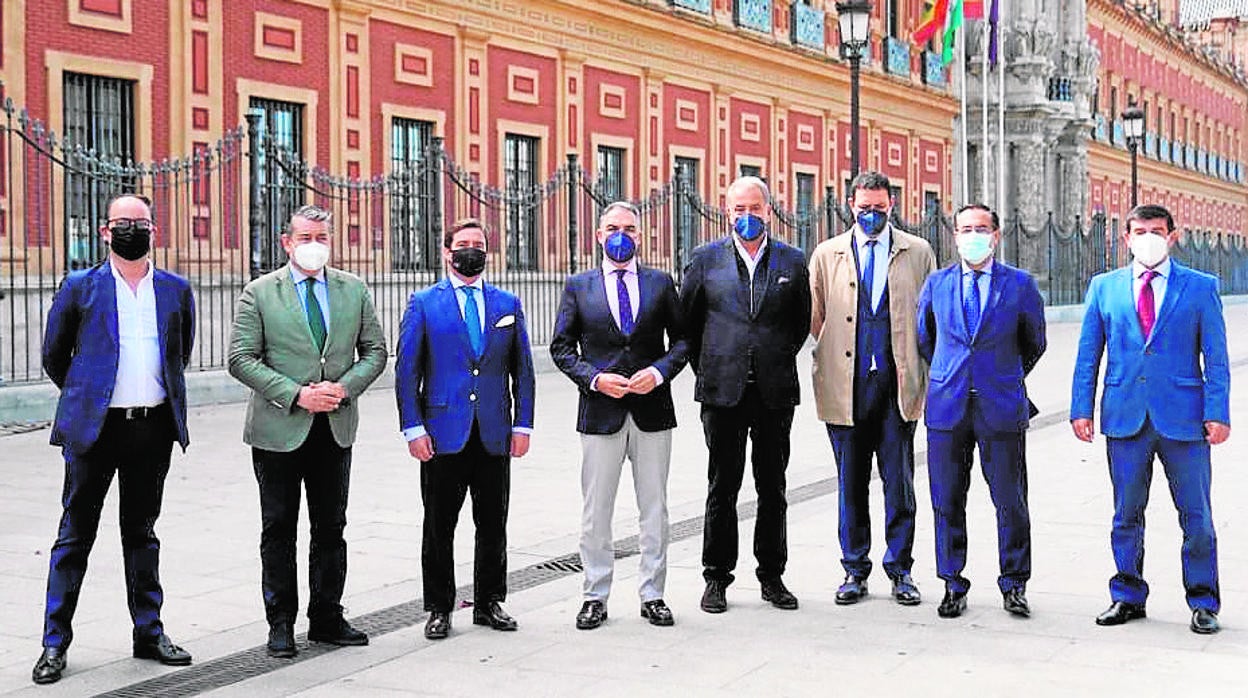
[{"xmin": 2, "ymin": 306, "xmax": 1247, "ymax": 696}]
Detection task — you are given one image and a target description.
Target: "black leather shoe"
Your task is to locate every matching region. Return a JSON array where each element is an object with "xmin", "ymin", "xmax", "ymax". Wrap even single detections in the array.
[
  {"xmin": 1191, "ymin": 608, "xmax": 1220, "ymax": 635},
  {"xmin": 640, "ymin": 599, "xmax": 675, "ymax": 626},
  {"xmin": 891, "ymin": 574, "xmax": 921, "ymax": 606},
  {"xmin": 1003, "ymin": 588, "xmax": 1031, "ymax": 617},
  {"xmin": 937, "ymin": 590, "xmax": 968, "ymax": 618},
  {"xmin": 425, "ymin": 611, "xmax": 451, "ymax": 640},
  {"xmin": 133, "ymin": 633, "xmax": 192, "ymax": 666},
  {"xmin": 266, "ymin": 622, "xmax": 297, "ymax": 658},
  {"xmin": 1095, "ymin": 601, "xmax": 1146, "ymax": 626},
  {"xmin": 761, "ymin": 579, "xmax": 799, "ymax": 610},
  {"xmin": 308, "ymin": 617, "xmax": 369, "ymax": 646},
  {"xmin": 32, "ymin": 647, "xmax": 67, "ymax": 685},
  {"xmin": 835, "ymin": 575, "xmax": 868, "ymax": 605},
  {"xmin": 576, "ymin": 600, "xmax": 608, "ymax": 629},
  {"xmin": 472, "ymin": 601, "xmax": 518, "ymax": 631},
  {"xmin": 701, "ymin": 580, "xmax": 728, "ymax": 614}
]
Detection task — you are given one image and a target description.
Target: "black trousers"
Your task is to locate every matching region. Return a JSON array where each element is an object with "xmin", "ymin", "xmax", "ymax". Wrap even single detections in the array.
[
  {"xmin": 43, "ymin": 404, "xmax": 175, "ymax": 648},
  {"xmin": 700, "ymin": 383, "xmax": 795, "ymax": 584},
  {"xmin": 420, "ymin": 422, "xmax": 510, "ymax": 613},
  {"xmin": 252, "ymin": 414, "xmax": 352, "ymax": 626}
]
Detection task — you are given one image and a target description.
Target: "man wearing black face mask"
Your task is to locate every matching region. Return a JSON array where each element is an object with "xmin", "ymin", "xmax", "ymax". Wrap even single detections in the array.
[
  {"xmin": 34, "ymin": 194, "xmax": 196, "ymax": 684},
  {"xmin": 551, "ymin": 202, "xmax": 689, "ymax": 630},
  {"xmin": 396, "ymin": 218, "xmax": 536, "ymax": 641},
  {"xmin": 809, "ymin": 170, "xmax": 936, "ymax": 608},
  {"xmin": 680, "ymin": 176, "xmax": 812, "ymax": 614}
]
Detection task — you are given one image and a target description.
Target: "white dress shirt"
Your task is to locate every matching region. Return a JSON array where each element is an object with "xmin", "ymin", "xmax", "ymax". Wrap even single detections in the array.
[
  {"xmin": 109, "ymin": 262, "xmax": 166, "ymax": 407},
  {"xmin": 591, "ymin": 258, "xmax": 664, "ymax": 392},
  {"xmin": 1132, "ymin": 256, "xmax": 1171, "ymax": 313},
  {"xmin": 853, "ymin": 224, "xmax": 891, "ymax": 313},
  {"xmin": 732, "ymin": 234, "xmax": 768, "ymax": 281}
]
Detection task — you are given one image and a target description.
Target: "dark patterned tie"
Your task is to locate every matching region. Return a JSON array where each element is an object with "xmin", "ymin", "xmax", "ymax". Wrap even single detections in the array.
[
  {"xmin": 964, "ymin": 270, "xmax": 983, "ymax": 338},
  {"xmin": 461, "ymin": 286, "xmax": 484, "ymax": 356},
  {"xmin": 616, "ymin": 269, "xmax": 634, "ymax": 334},
  {"xmin": 304, "ymin": 278, "xmax": 327, "ymax": 352},
  {"xmin": 1138, "ymin": 269, "xmax": 1158, "ymax": 339}
]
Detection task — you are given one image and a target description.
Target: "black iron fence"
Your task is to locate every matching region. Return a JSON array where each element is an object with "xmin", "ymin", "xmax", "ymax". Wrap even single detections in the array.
[{"xmin": 2, "ymin": 99, "xmax": 1247, "ymax": 386}]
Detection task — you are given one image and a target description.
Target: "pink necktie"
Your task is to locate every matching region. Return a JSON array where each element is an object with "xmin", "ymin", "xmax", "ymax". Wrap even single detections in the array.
[{"xmin": 1137, "ymin": 270, "xmax": 1157, "ymax": 339}]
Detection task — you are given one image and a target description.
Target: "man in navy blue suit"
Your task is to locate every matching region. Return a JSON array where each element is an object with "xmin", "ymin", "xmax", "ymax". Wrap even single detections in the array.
[
  {"xmin": 396, "ymin": 218, "xmax": 536, "ymax": 640},
  {"xmin": 917, "ymin": 203, "xmax": 1046, "ymax": 619},
  {"xmin": 1072, "ymin": 204, "xmax": 1230, "ymax": 635},
  {"xmin": 34, "ymin": 194, "xmax": 196, "ymax": 684},
  {"xmin": 680, "ymin": 176, "xmax": 811, "ymax": 614},
  {"xmin": 551, "ymin": 202, "xmax": 689, "ymax": 630}
]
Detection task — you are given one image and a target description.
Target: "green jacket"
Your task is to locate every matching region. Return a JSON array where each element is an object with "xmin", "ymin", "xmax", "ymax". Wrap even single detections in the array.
[{"xmin": 228, "ymin": 266, "xmax": 388, "ymax": 451}]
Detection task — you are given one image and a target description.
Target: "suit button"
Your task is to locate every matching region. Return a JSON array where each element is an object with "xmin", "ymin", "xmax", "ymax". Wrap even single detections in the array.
[
  {"xmin": 472, "ymin": 369, "xmax": 480, "ymax": 376},
  {"xmin": 846, "ymin": 316, "xmax": 853, "ymax": 322},
  {"xmin": 845, "ymin": 351, "xmax": 852, "ymax": 358},
  {"xmin": 320, "ymin": 358, "xmax": 326, "ymax": 365},
  {"xmin": 469, "ymin": 393, "xmax": 478, "ymax": 401},
  {"xmin": 1139, "ymin": 377, "xmax": 1146, "ymax": 383}
]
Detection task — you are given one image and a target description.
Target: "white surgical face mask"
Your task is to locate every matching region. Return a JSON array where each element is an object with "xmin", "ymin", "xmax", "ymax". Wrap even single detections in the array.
[
  {"xmin": 1129, "ymin": 233, "xmax": 1169, "ymax": 268},
  {"xmin": 956, "ymin": 232, "xmax": 995, "ymax": 265},
  {"xmin": 293, "ymin": 241, "xmax": 330, "ymax": 272}
]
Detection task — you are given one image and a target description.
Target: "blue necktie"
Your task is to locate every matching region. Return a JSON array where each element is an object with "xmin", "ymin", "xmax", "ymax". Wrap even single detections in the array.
[
  {"xmin": 862, "ymin": 240, "xmax": 877, "ymax": 311},
  {"xmin": 616, "ymin": 269, "xmax": 634, "ymax": 335},
  {"xmin": 461, "ymin": 286, "xmax": 484, "ymax": 356},
  {"xmin": 964, "ymin": 270, "xmax": 983, "ymax": 338}
]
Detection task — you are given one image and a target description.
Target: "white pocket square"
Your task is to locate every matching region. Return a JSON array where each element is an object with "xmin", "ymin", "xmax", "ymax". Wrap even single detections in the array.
[
  {"xmin": 777, "ymin": 276, "xmax": 791, "ymax": 284},
  {"xmin": 495, "ymin": 315, "xmax": 516, "ymax": 328}
]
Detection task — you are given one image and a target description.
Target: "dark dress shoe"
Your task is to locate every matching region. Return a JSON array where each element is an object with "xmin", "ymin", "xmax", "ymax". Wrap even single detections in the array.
[
  {"xmin": 266, "ymin": 622, "xmax": 297, "ymax": 658},
  {"xmin": 761, "ymin": 579, "xmax": 799, "ymax": 610},
  {"xmin": 1003, "ymin": 588, "xmax": 1031, "ymax": 617},
  {"xmin": 891, "ymin": 574, "xmax": 921, "ymax": 606},
  {"xmin": 308, "ymin": 617, "xmax": 369, "ymax": 646},
  {"xmin": 640, "ymin": 599, "xmax": 675, "ymax": 626},
  {"xmin": 1095, "ymin": 601, "xmax": 1146, "ymax": 626},
  {"xmin": 32, "ymin": 647, "xmax": 67, "ymax": 685},
  {"xmin": 472, "ymin": 601, "xmax": 518, "ymax": 631},
  {"xmin": 937, "ymin": 590, "xmax": 968, "ymax": 618},
  {"xmin": 1191, "ymin": 608, "xmax": 1220, "ymax": 635},
  {"xmin": 701, "ymin": 580, "xmax": 728, "ymax": 613},
  {"xmin": 133, "ymin": 633, "xmax": 192, "ymax": 666},
  {"xmin": 425, "ymin": 611, "xmax": 452, "ymax": 640},
  {"xmin": 576, "ymin": 600, "xmax": 608, "ymax": 629},
  {"xmin": 835, "ymin": 575, "xmax": 868, "ymax": 605}
]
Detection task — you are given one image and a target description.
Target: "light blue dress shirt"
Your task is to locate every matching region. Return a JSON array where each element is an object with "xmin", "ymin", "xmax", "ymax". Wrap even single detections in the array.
[
  {"xmin": 960, "ymin": 258, "xmax": 993, "ymax": 315},
  {"xmin": 854, "ymin": 225, "xmax": 891, "ymax": 313},
  {"xmin": 289, "ymin": 265, "xmax": 330, "ymax": 332}
]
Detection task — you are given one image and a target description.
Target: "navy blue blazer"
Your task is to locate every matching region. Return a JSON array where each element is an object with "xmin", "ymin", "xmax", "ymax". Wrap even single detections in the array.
[
  {"xmin": 679, "ymin": 237, "xmax": 811, "ymax": 409},
  {"xmin": 917, "ymin": 261, "xmax": 1046, "ymax": 433},
  {"xmin": 42, "ymin": 261, "xmax": 196, "ymax": 455},
  {"xmin": 550, "ymin": 266, "xmax": 689, "ymax": 434},
  {"xmin": 395, "ymin": 278, "xmax": 536, "ymax": 457}
]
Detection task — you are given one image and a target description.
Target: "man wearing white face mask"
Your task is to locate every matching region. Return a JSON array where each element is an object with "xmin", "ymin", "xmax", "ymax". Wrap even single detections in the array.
[
  {"xmin": 917, "ymin": 204, "xmax": 1046, "ymax": 619},
  {"xmin": 1072, "ymin": 204, "xmax": 1230, "ymax": 635},
  {"xmin": 229, "ymin": 205, "xmax": 387, "ymax": 657}
]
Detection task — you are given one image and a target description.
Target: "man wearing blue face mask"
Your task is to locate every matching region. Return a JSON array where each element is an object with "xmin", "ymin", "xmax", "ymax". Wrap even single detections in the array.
[
  {"xmin": 809, "ymin": 171, "xmax": 936, "ymax": 608},
  {"xmin": 551, "ymin": 202, "xmax": 689, "ymax": 630},
  {"xmin": 917, "ymin": 203, "xmax": 1046, "ymax": 619},
  {"xmin": 680, "ymin": 176, "xmax": 812, "ymax": 614}
]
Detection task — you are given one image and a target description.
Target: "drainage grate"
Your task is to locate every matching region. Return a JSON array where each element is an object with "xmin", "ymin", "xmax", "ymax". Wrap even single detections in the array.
[{"xmin": 0, "ymin": 420, "xmax": 51, "ymax": 437}]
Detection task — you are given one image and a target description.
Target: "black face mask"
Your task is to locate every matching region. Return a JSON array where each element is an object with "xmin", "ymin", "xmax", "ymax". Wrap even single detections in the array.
[
  {"xmin": 451, "ymin": 247, "xmax": 487, "ymax": 277},
  {"xmin": 109, "ymin": 227, "xmax": 152, "ymax": 261}
]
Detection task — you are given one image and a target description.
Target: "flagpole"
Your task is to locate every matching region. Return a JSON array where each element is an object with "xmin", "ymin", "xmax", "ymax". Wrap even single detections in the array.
[
  {"xmin": 981, "ymin": 19, "xmax": 989, "ymax": 204},
  {"xmin": 996, "ymin": 0, "xmax": 1006, "ymax": 217},
  {"xmin": 959, "ymin": 27, "xmax": 969, "ymax": 206}
]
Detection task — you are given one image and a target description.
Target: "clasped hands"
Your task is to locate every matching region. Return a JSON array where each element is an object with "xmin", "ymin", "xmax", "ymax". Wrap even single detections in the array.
[
  {"xmin": 596, "ymin": 370, "xmax": 658, "ymax": 399},
  {"xmin": 297, "ymin": 381, "xmax": 347, "ymax": 413},
  {"xmin": 1071, "ymin": 417, "xmax": 1230, "ymax": 445}
]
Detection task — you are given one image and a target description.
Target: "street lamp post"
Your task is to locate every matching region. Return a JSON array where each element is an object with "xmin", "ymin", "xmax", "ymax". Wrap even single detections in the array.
[
  {"xmin": 837, "ymin": 0, "xmax": 872, "ymax": 181},
  {"xmin": 1122, "ymin": 100, "xmax": 1145, "ymax": 208}
]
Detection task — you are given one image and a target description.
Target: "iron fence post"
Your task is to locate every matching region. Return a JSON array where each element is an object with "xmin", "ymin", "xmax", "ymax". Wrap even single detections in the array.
[
  {"xmin": 430, "ymin": 136, "xmax": 445, "ymax": 282},
  {"xmin": 245, "ymin": 108, "xmax": 264, "ymax": 280},
  {"xmin": 567, "ymin": 153, "xmax": 578, "ymax": 275}
]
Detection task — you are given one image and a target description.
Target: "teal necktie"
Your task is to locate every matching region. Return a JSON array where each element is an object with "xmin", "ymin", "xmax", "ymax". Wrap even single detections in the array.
[
  {"xmin": 462, "ymin": 286, "xmax": 484, "ymax": 356},
  {"xmin": 304, "ymin": 278, "xmax": 327, "ymax": 352}
]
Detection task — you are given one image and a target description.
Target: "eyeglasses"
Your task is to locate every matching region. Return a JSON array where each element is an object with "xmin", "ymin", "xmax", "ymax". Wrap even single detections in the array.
[
  {"xmin": 107, "ymin": 218, "xmax": 154, "ymax": 234},
  {"xmin": 955, "ymin": 226, "xmax": 994, "ymax": 235},
  {"xmin": 855, "ymin": 207, "xmax": 888, "ymax": 214}
]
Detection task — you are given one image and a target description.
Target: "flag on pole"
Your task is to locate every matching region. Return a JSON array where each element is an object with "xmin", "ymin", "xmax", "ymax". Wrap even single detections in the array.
[
  {"xmin": 913, "ymin": 0, "xmax": 950, "ymax": 44},
  {"xmin": 964, "ymin": 0, "xmax": 985, "ymax": 19},
  {"xmin": 988, "ymin": 0, "xmax": 1000, "ymax": 67},
  {"xmin": 941, "ymin": 0, "xmax": 964, "ymax": 65}
]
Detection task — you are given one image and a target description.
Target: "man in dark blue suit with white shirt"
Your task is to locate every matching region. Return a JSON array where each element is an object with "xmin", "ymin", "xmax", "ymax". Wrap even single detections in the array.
[
  {"xmin": 396, "ymin": 218, "xmax": 536, "ymax": 641},
  {"xmin": 917, "ymin": 203, "xmax": 1046, "ymax": 619},
  {"xmin": 34, "ymin": 194, "xmax": 196, "ymax": 684},
  {"xmin": 551, "ymin": 202, "xmax": 689, "ymax": 630}
]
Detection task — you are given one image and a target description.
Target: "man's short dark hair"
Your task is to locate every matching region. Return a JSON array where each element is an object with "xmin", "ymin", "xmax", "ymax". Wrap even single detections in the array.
[
  {"xmin": 848, "ymin": 171, "xmax": 891, "ymax": 201},
  {"xmin": 445, "ymin": 218, "xmax": 486, "ymax": 248},
  {"xmin": 1125, "ymin": 204, "xmax": 1174, "ymax": 233},
  {"xmin": 955, "ymin": 203, "xmax": 1000, "ymax": 231}
]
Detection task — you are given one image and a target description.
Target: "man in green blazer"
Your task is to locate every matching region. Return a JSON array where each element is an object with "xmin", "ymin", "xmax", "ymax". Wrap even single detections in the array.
[{"xmin": 228, "ymin": 205, "xmax": 387, "ymax": 658}]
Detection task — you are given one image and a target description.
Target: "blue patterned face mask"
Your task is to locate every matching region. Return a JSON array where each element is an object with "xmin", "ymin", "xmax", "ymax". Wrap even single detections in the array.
[
  {"xmin": 856, "ymin": 209, "xmax": 887, "ymax": 237},
  {"xmin": 603, "ymin": 230, "xmax": 637, "ymax": 263},
  {"xmin": 734, "ymin": 213, "xmax": 766, "ymax": 241}
]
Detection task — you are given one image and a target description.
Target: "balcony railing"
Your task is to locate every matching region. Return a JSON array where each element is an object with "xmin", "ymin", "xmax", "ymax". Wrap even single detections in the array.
[
  {"xmin": 884, "ymin": 36, "xmax": 910, "ymax": 76},
  {"xmin": 1158, "ymin": 136, "xmax": 1169, "ymax": 163},
  {"xmin": 735, "ymin": 0, "xmax": 773, "ymax": 33},
  {"xmin": 1093, "ymin": 114, "xmax": 1107, "ymax": 141},
  {"xmin": 1047, "ymin": 77, "xmax": 1073, "ymax": 101},
  {"xmin": 922, "ymin": 50, "xmax": 945, "ymax": 86},
  {"xmin": 1144, "ymin": 132, "xmax": 1156, "ymax": 158},
  {"xmin": 790, "ymin": 1, "xmax": 825, "ymax": 50},
  {"xmin": 671, "ymin": 0, "xmax": 712, "ymax": 12}
]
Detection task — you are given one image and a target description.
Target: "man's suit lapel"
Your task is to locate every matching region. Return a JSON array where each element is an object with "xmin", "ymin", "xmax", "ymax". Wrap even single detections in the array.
[
  {"xmin": 481, "ymin": 283, "xmax": 510, "ymax": 357},
  {"xmin": 1117, "ymin": 267, "xmax": 1146, "ymax": 346},
  {"xmin": 277, "ymin": 270, "xmax": 320, "ymax": 351},
  {"xmin": 321, "ymin": 271, "xmax": 348, "ymax": 355},
  {"xmin": 722, "ymin": 239, "xmax": 751, "ymax": 317},
  {"xmin": 95, "ymin": 262, "xmax": 120, "ymax": 353},
  {"xmin": 973, "ymin": 265, "xmax": 1007, "ymax": 342},
  {"xmin": 1147, "ymin": 262, "xmax": 1187, "ymax": 346},
  {"xmin": 753, "ymin": 241, "xmax": 783, "ymax": 320},
  {"xmin": 588, "ymin": 268, "xmax": 625, "ymax": 337},
  {"xmin": 153, "ymin": 271, "xmax": 175, "ymax": 363},
  {"xmin": 438, "ymin": 279, "xmax": 475, "ymax": 356},
  {"xmin": 946, "ymin": 266, "xmax": 970, "ymax": 342}
]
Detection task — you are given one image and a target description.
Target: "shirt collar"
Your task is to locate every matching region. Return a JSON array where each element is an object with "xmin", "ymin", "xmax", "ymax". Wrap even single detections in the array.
[
  {"xmin": 1133, "ymin": 257, "xmax": 1171, "ymax": 279},
  {"xmin": 110, "ymin": 259, "xmax": 154, "ymax": 285},
  {"xmin": 449, "ymin": 274, "xmax": 484, "ymax": 292},
  {"xmin": 960, "ymin": 258, "xmax": 995, "ymax": 275},
  {"xmin": 288, "ymin": 264, "xmax": 326, "ymax": 285},
  {"xmin": 854, "ymin": 225, "xmax": 891, "ymax": 252},
  {"xmin": 601, "ymin": 257, "xmax": 639, "ymax": 276},
  {"xmin": 732, "ymin": 234, "xmax": 768, "ymax": 262}
]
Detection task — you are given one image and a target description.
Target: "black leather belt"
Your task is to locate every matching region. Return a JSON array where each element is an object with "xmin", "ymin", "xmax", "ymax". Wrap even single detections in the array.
[
  {"xmin": 967, "ymin": 388, "xmax": 980, "ymax": 398},
  {"xmin": 109, "ymin": 403, "xmax": 165, "ymax": 420}
]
